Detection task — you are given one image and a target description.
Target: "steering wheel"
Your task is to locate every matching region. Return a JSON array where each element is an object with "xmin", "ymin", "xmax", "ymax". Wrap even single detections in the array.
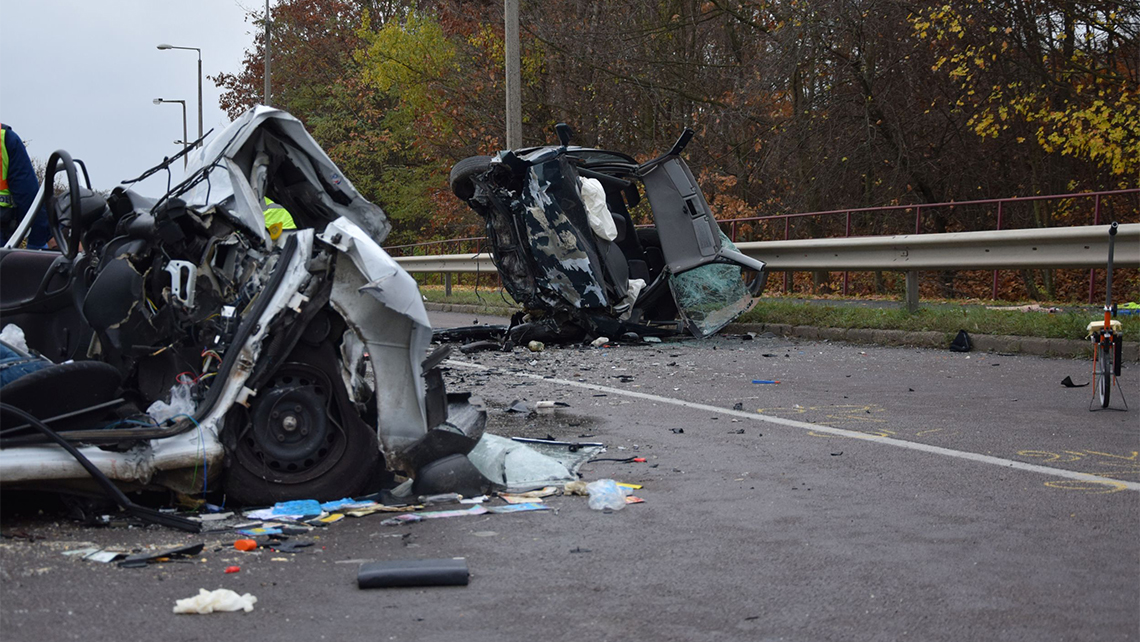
[{"xmin": 44, "ymin": 150, "xmax": 83, "ymax": 259}]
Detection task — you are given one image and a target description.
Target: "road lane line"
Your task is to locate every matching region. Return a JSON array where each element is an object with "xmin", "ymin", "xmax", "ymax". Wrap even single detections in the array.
[{"xmin": 447, "ymin": 360, "xmax": 1140, "ymax": 492}]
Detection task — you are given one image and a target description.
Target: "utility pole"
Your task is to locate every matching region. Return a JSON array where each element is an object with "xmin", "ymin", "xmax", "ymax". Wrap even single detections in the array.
[
  {"xmin": 504, "ymin": 0, "xmax": 521, "ymax": 149},
  {"xmin": 264, "ymin": 0, "xmax": 272, "ymax": 106}
]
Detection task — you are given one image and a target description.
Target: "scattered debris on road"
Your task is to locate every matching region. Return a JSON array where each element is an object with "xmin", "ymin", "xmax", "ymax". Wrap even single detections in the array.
[
  {"xmin": 357, "ymin": 558, "xmax": 470, "ymax": 589},
  {"xmin": 173, "ymin": 588, "xmax": 257, "ymax": 614},
  {"xmin": 1061, "ymin": 376, "xmax": 1089, "ymax": 388},
  {"xmin": 118, "ymin": 543, "xmax": 204, "ymax": 569},
  {"xmin": 586, "ymin": 479, "xmax": 629, "ymax": 510},
  {"xmin": 950, "ymin": 330, "xmax": 973, "ymax": 352}
]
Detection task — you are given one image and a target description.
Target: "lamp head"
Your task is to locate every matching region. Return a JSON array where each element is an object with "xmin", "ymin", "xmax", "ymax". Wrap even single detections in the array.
[
  {"xmin": 157, "ymin": 44, "xmax": 173, "ymax": 50},
  {"xmin": 153, "ymin": 98, "xmax": 163, "ymax": 105}
]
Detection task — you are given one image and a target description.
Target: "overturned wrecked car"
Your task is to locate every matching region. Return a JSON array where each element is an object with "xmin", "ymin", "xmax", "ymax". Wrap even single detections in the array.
[
  {"xmin": 448, "ymin": 125, "xmax": 766, "ymax": 345},
  {"xmin": 0, "ymin": 108, "xmax": 506, "ymax": 522}
]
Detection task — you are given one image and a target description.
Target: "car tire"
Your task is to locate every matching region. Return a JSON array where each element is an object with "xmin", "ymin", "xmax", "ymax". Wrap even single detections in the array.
[
  {"xmin": 449, "ymin": 156, "xmax": 492, "ymax": 201},
  {"xmin": 222, "ymin": 359, "xmax": 381, "ymax": 506}
]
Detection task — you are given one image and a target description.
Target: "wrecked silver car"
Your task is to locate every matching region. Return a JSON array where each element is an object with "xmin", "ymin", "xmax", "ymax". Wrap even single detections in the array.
[
  {"xmin": 449, "ymin": 125, "xmax": 766, "ymax": 344},
  {"xmin": 0, "ymin": 107, "xmax": 488, "ymax": 517}
]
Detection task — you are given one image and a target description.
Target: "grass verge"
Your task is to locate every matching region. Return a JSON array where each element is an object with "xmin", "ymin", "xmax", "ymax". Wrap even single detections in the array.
[{"xmin": 419, "ymin": 285, "xmax": 1137, "ymax": 341}]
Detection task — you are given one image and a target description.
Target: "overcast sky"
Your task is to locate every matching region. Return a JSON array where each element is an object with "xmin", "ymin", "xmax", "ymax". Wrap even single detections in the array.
[{"xmin": 1, "ymin": 0, "xmax": 262, "ymax": 196}]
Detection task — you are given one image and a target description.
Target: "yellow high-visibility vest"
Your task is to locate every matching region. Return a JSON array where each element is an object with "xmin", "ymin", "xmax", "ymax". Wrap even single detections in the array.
[
  {"xmin": 263, "ymin": 197, "xmax": 296, "ymax": 239},
  {"xmin": 0, "ymin": 125, "xmax": 12, "ymax": 208}
]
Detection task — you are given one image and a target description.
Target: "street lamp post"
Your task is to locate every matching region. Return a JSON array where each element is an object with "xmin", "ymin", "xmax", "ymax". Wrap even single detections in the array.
[
  {"xmin": 264, "ymin": 0, "xmax": 272, "ymax": 106},
  {"xmin": 157, "ymin": 44, "xmax": 202, "ymax": 147},
  {"xmin": 153, "ymin": 98, "xmax": 188, "ymax": 169}
]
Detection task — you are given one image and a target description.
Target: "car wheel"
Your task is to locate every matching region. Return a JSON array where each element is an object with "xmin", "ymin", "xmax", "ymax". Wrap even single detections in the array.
[
  {"xmin": 1097, "ymin": 339, "xmax": 1112, "ymax": 409},
  {"xmin": 222, "ymin": 361, "xmax": 380, "ymax": 505},
  {"xmin": 449, "ymin": 156, "xmax": 492, "ymax": 201}
]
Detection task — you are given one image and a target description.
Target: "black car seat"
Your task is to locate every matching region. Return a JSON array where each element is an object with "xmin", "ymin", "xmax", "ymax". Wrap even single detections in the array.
[{"xmin": 1, "ymin": 359, "xmax": 123, "ymax": 434}]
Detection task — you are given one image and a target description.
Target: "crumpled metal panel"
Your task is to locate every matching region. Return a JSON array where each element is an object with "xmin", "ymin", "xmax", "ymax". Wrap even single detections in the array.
[
  {"xmin": 470, "ymin": 179, "xmax": 539, "ymax": 309},
  {"xmin": 182, "ymin": 106, "xmax": 392, "ymax": 246},
  {"xmin": 519, "ymin": 157, "xmax": 609, "ymax": 310},
  {"xmin": 319, "ymin": 218, "xmax": 432, "ymax": 462}
]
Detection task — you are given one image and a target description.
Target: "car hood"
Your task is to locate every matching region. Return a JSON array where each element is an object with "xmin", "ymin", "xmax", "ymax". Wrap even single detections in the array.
[{"xmin": 180, "ymin": 106, "xmax": 392, "ymax": 245}]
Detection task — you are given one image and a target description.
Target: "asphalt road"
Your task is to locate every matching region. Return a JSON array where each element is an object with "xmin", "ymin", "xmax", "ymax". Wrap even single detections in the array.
[{"xmin": 1, "ymin": 311, "xmax": 1136, "ymax": 641}]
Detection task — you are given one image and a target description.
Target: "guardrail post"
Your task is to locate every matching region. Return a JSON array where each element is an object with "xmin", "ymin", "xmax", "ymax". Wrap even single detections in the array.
[
  {"xmin": 783, "ymin": 216, "xmax": 791, "ymax": 294},
  {"xmin": 843, "ymin": 211, "xmax": 851, "ymax": 295},
  {"xmin": 992, "ymin": 201, "xmax": 1003, "ymax": 300},
  {"xmin": 445, "ymin": 272, "xmax": 452, "ymax": 297},
  {"xmin": 906, "ymin": 271, "xmax": 919, "ymax": 313}
]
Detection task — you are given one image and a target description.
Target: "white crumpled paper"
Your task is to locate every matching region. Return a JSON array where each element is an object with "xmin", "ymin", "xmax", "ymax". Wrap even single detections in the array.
[{"xmin": 173, "ymin": 588, "xmax": 257, "ymax": 614}]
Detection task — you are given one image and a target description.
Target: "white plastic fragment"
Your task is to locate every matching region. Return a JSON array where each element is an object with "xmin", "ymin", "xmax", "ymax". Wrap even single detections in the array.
[
  {"xmin": 146, "ymin": 381, "xmax": 197, "ymax": 423},
  {"xmin": 173, "ymin": 588, "xmax": 258, "ymax": 614},
  {"xmin": 590, "ymin": 337, "xmax": 610, "ymax": 347},
  {"xmin": 586, "ymin": 479, "xmax": 629, "ymax": 511}
]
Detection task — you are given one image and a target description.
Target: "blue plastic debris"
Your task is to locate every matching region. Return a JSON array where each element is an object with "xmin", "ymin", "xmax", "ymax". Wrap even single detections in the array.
[
  {"xmin": 272, "ymin": 499, "xmax": 323, "ymax": 517},
  {"xmin": 320, "ymin": 498, "xmax": 375, "ymax": 512}
]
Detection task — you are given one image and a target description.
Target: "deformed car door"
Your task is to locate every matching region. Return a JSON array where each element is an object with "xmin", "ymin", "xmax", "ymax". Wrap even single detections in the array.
[
  {"xmin": 639, "ymin": 156, "xmax": 766, "ymax": 337},
  {"xmin": 0, "ymin": 247, "xmax": 89, "ymax": 361}
]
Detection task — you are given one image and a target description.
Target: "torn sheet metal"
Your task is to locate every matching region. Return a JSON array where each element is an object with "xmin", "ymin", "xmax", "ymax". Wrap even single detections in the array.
[
  {"xmin": 183, "ymin": 106, "xmax": 391, "ymax": 244},
  {"xmin": 0, "ymin": 106, "xmax": 486, "ymax": 509},
  {"xmin": 521, "ymin": 160, "xmax": 609, "ymax": 310},
  {"xmin": 323, "ymin": 218, "xmax": 433, "ymax": 459},
  {"xmin": 451, "ymin": 126, "xmax": 766, "ymax": 344},
  {"xmin": 466, "ymin": 434, "xmax": 603, "ymax": 492}
]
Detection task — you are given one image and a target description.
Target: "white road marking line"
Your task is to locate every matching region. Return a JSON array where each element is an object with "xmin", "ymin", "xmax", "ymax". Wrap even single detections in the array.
[{"xmin": 447, "ymin": 360, "xmax": 1140, "ymax": 492}]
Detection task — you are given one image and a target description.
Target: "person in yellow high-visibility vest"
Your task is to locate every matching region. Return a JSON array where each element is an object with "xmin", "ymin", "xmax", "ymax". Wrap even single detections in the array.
[
  {"xmin": 263, "ymin": 197, "xmax": 296, "ymax": 239},
  {"xmin": 1, "ymin": 123, "xmax": 50, "ymax": 248}
]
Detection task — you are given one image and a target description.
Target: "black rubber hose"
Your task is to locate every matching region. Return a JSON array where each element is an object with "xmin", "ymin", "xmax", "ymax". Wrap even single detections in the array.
[{"xmin": 0, "ymin": 403, "xmax": 201, "ymax": 533}]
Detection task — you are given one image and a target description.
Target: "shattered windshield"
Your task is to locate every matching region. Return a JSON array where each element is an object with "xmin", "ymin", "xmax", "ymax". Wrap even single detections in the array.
[{"xmin": 668, "ymin": 234, "xmax": 754, "ymax": 338}]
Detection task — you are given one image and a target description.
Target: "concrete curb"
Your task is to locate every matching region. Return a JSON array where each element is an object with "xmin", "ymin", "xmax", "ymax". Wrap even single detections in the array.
[
  {"xmin": 724, "ymin": 323, "xmax": 1140, "ymax": 361},
  {"xmin": 424, "ymin": 301, "xmax": 519, "ymax": 317},
  {"xmin": 423, "ymin": 302, "xmax": 1139, "ymax": 361}
]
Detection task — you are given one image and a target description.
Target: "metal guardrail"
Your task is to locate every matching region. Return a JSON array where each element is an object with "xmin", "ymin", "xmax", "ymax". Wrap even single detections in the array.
[
  {"xmin": 732, "ymin": 224, "xmax": 1140, "ymax": 271},
  {"xmin": 394, "ymin": 224, "xmax": 1140, "ymax": 310},
  {"xmin": 386, "ymin": 188, "xmax": 1138, "ymax": 302}
]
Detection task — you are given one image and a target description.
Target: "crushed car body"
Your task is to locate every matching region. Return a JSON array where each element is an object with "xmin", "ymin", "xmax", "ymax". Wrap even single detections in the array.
[
  {"xmin": 0, "ymin": 107, "xmax": 491, "ymax": 508},
  {"xmin": 448, "ymin": 125, "xmax": 766, "ymax": 345}
]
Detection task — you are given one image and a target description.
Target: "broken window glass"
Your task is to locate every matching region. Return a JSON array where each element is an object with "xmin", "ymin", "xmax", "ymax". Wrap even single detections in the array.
[{"xmin": 668, "ymin": 234, "xmax": 753, "ymax": 338}]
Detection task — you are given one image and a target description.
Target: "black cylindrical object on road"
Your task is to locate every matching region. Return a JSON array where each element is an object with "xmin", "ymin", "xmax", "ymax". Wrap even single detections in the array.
[{"xmin": 357, "ymin": 558, "xmax": 470, "ymax": 589}]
